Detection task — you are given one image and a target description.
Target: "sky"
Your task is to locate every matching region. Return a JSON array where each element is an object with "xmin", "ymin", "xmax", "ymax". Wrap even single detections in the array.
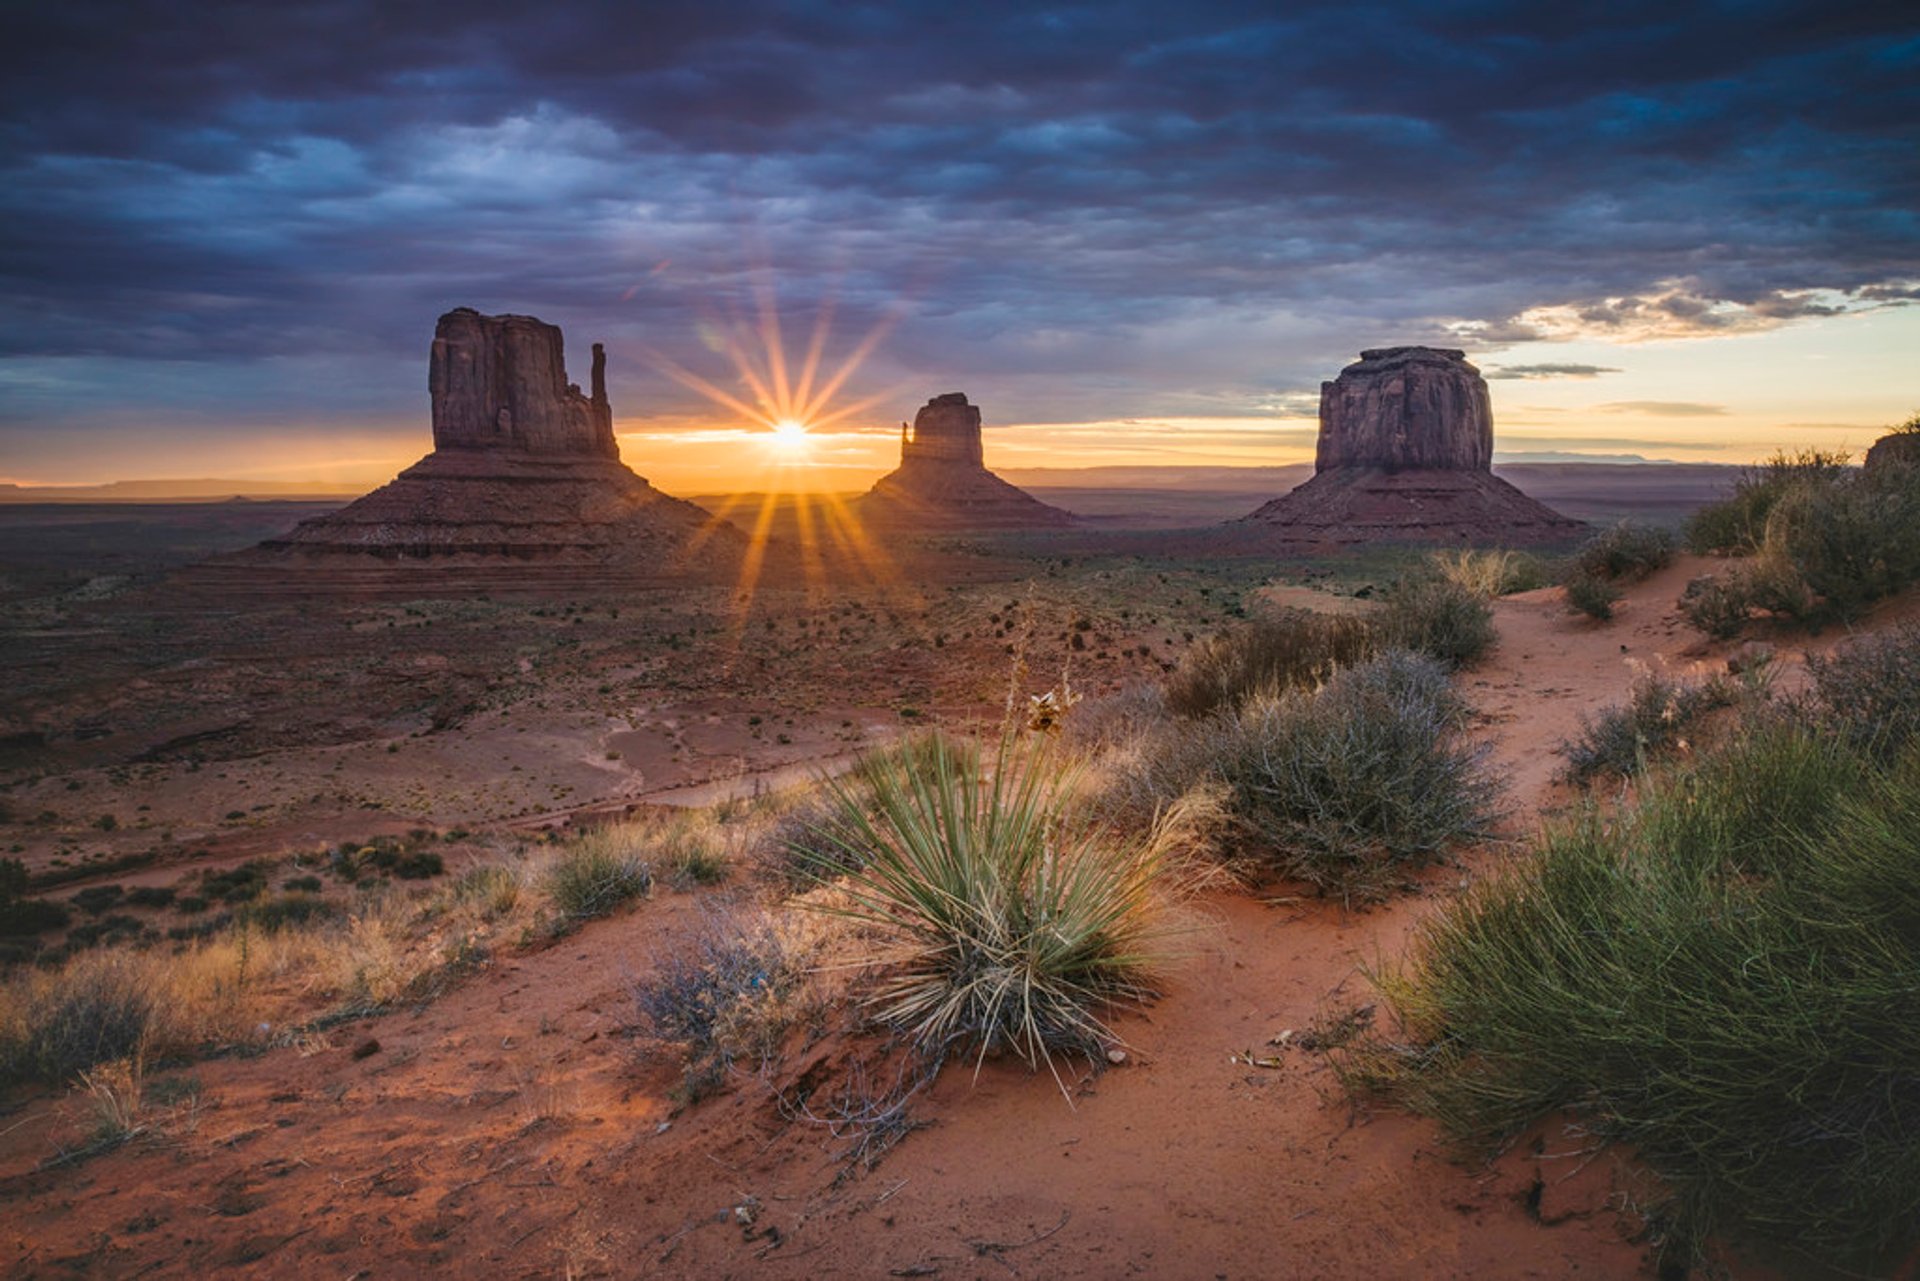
[{"xmin": 2, "ymin": 1, "xmax": 1917, "ymax": 492}]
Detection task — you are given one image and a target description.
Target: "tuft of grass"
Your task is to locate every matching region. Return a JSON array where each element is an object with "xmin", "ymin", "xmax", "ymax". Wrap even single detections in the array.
[
  {"xmin": 1200, "ymin": 650, "xmax": 1499, "ymax": 902},
  {"xmin": 801, "ymin": 731, "xmax": 1177, "ymax": 1080},
  {"xmin": 1377, "ymin": 576, "xmax": 1495, "ymax": 670},
  {"xmin": 544, "ymin": 829, "xmax": 652, "ymax": 921},
  {"xmin": 1345, "ymin": 720, "xmax": 1920, "ymax": 1268},
  {"xmin": 656, "ymin": 815, "xmax": 729, "ymax": 889},
  {"xmin": 1559, "ymin": 671, "xmax": 1739, "ymax": 784},
  {"xmin": 1165, "ymin": 610, "xmax": 1377, "ymax": 718}
]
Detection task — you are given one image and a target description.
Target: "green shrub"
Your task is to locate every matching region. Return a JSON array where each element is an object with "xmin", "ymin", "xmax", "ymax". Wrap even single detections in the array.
[
  {"xmin": 1807, "ymin": 623, "xmax": 1920, "ymax": 760},
  {"xmin": 0, "ymin": 860, "xmax": 70, "ymax": 937},
  {"xmin": 803, "ymin": 731, "xmax": 1174, "ymax": 1074},
  {"xmin": 1570, "ymin": 521, "xmax": 1675, "ymax": 581},
  {"xmin": 1685, "ymin": 448, "xmax": 1853, "ymax": 554},
  {"xmin": 1348, "ymin": 723, "xmax": 1920, "ymax": 1267},
  {"xmin": 1560, "ymin": 672, "xmax": 1738, "ymax": 784},
  {"xmin": 1204, "ymin": 651, "xmax": 1498, "ymax": 903},
  {"xmin": 1562, "ymin": 572, "xmax": 1621, "ymax": 621},
  {"xmin": 1762, "ymin": 474, "xmax": 1920, "ymax": 622},
  {"xmin": 201, "ymin": 861, "xmax": 270, "ymax": 904},
  {"xmin": 69, "ymin": 885, "xmax": 125, "ymax": 916},
  {"xmin": 545, "ymin": 831, "xmax": 651, "ymax": 920},
  {"xmin": 393, "ymin": 851, "xmax": 444, "ymax": 880},
  {"xmin": 125, "ymin": 885, "xmax": 175, "ymax": 909},
  {"xmin": 238, "ymin": 892, "xmax": 335, "ymax": 933},
  {"xmin": 1165, "ymin": 610, "xmax": 1377, "ymax": 717},
  {"xmin": 1679, "ymin": 573, "xmax": 1752, "ymax": 639},
  {"xmin": 1378, "ymin": 577, "xmax": 1495, "ymax": 671},
  {"xmin": 657, "ymin": 820, "xmax": 728, "ymax": 889}
]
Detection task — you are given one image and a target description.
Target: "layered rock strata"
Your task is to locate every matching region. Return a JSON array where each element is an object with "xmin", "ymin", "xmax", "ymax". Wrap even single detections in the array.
[
  {"xmin": 1242, "ymin": 347, "xmax": 1582, "ymax": 544},
  {"xmin": 199, "ymin": 309, "xmax": 737, "ymax": 590},
  {"xmin": 858, "ymin": 393, "xmax": 1073, "ymax": 529}
]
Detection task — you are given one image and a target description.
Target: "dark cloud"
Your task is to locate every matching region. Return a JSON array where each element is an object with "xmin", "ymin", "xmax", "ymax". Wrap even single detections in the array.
[
  {"xmin": 1, "ymin": 1, "xmax": 1916, "ymax": 440},
  {"xmin": 1485, "ymin": 363, "xmax": 1623, "ymax": 380}
]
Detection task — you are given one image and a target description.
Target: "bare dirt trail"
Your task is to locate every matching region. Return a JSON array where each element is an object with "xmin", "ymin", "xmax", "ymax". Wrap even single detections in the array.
[{"xmin": 6, "ymin": 560, "xmax": 1839, "ymax": 1280}]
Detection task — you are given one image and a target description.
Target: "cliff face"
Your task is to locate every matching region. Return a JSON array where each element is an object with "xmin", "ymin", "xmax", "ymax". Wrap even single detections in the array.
[
  {"xmin": 429, "ymin": 308, "xmax": 617, "ymax": 458},
  {"xmin": 1242, "ymin": 346, "xmax": 1581, "ymax": 545},
  {"xmin": 859, "ymin": 393, "xmax": 1073, "ymax": 529},
  {"xmin": 1316, "ymin": 347, "xmax": 1493, "ymax": 472}
]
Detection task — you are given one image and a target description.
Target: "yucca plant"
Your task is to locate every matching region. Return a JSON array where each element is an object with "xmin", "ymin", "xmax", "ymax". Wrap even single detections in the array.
[{"xmin": 799, "ymin": 731, "xmax": 1172, "ymax": 1087}]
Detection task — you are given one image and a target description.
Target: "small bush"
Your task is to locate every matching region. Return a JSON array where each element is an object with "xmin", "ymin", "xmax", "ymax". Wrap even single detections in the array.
[
  {"xmin": 1165, "ymin": 611, "xmax": 1377, "ymax": 718},
  {"xmin": 1377, "ymin": 577, "xmax": 1494, "ymax": 671},
  {"xmin": 1679, "ymin": 573, "xmax": 1752, "ymax": 639},
  {"xmin": 545, "ymin": 831, "xmax": 651, "ymax": 920},
  {"xmin": 1349, "ymin": 722, "xmax": 1920, "ymax": 1267},
  {"xmin": 281, "ymin": 875, "xmax": 323, "ymax": 894},
  {"xmin": 1807, "ymin": 623, "xmax": 1920, "ymax": 760},
  {"xmin": 69, "ymin": 885, "xmax": 126, "ymax": 916},
  {"xmin": 1563, "ymin": 572, "xmax": 1621, "ymax": 621},
  {"xmin": 124, "ymin": 885, "xmax": 175, "ymax": 909},
  {"xmin": 1203, "ymin": 651, "xmax": 1499, "ymax": 902},
  {"xmin": 0, "ymin": 893, "xmax": 70, "ymax": 938},
  {"xmin": 393, "ymin": 851, "xmax": 444, "ymax": 880},
  {"xmin": 1559, "ymin": 672, "xmax": 1737, "ymax": 784},
  {"xmin": 804, "ymin": 731, "xmax": 1176, "ymax": 1073},
  {"xmin": 201, "ymin": 861, "xmax": 270, "ymax": 905},
  {"xmin": 628, "ymin": 909, "xmax": 807, "ymax": 1101},
  {"xmin": 238, "ymin": 892, "xmax": 336, "ymax": 933},
  {"xmin": 1570, "ymin": 521, "xmax": 1674, "ymax": 582}
]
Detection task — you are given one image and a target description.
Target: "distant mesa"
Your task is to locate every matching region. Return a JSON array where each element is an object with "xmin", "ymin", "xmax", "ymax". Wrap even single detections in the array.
[
  {"xmin": 1241, "ymin": 346, "xmax": 1584, "ymax": 544},
  {"xmin": 197, "ymin": 308, "xmax": 739, "ymax": 590},
  {"xmin": 857, "ymin": 393, "xmax": 1074, "ymax": 529}
]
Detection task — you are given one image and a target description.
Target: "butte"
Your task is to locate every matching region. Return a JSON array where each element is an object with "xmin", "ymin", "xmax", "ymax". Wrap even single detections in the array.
[
  {"xmin": 1240, "ymin": 346, "xmax": 1583, "ymax": 544},
  {"xmin": 195, "ymin": 308, "xmax": 740, "ymax": 593},
  {"xmin": 855, "ymin": 393, "xmax": 1074, "ymax": 530}
]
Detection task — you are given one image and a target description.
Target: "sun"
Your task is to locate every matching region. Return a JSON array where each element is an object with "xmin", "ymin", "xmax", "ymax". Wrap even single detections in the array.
[{"xmin": 768, "ymin": 419, "xmax": 812, "ymax": 455}]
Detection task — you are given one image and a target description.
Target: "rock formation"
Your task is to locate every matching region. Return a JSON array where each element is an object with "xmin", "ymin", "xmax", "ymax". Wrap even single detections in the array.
[
  {"xmin": 857, "ymin": 393, "xmax": 1073, "ymax": 529},
  {"xmin": 1240, "ymin": 347, "xmax": 1583, "ymax": 544},
  {"xmin": 197, "ymin": 309, "xmax": 738, "ymax": 592},
  {"xmin": 1863, "ymin": 427, "xmax": 1920, "ymax": 482}
]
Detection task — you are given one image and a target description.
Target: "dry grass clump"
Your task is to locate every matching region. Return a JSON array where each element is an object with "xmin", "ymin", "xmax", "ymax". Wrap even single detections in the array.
[
  {"xmin": 800, "ymin": 730, "xmax": 1185, "ymax": 1081},
  {"xmin": 1430, "ymin": 548, "xmax": 1548, "ymax": 599},
  {"xmin": 627, "ymin": 906, "xmax": 818, "ymax": 1102},
  {"xmin": 1343, "ymin": 716, "xmax": 1919, "ymax": 1269}
]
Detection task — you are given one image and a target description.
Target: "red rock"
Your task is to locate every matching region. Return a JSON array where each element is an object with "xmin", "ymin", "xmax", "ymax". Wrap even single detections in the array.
[
  {"xmin": 1242, "ymin": 347, "xmax": 1582, "ymax": 545},
  {"xmin": 858, "ymin": 393, "xmax": 1073, "ymax": 529}
]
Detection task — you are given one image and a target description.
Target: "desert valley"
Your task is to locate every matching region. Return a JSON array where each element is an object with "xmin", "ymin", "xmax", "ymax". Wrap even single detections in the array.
[{"xmin": 3, "ymin": 5, "xmax": 1918, "ymax": 1279}]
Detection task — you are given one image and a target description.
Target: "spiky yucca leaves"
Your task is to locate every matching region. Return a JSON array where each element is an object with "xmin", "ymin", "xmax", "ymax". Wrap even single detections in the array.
[{"xmin": 801, "ymin": 731, "xmax": 1173, "ymax": 1081}]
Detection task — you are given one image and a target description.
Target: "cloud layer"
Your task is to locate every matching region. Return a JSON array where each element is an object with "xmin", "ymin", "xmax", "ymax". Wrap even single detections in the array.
[{"xmin": 2, "ymin": 1, "xmax": 1916, "ymax": 448}]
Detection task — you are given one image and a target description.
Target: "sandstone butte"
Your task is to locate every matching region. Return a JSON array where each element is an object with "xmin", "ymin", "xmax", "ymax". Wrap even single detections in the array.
[
  {"xmin": 856, "ymin": 393, "xmax": 1075, "ymax": 529},
  {"xmin": 1242, "ymin": 346, "xmax": 1585, "ymax": 543},
  {"xmin": 195, "ymin": 308, "xmax": 740, "ymax": 592}
]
